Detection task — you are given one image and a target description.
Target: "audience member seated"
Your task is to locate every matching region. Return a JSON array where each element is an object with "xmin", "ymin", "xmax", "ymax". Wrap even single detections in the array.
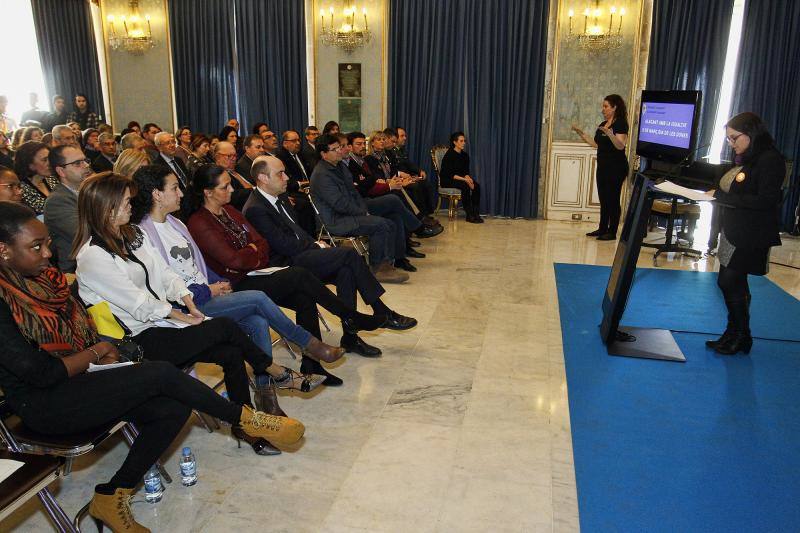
[
  {"xmin": 187, "ymin": 133, "xmax": 213, "ymax": 174},
  {"xmin": 213, "ymin": 140, "xmax": 253, "ymax": 210},
  {"xmin": 141, "ymin": 122, "xmax": 162, "ymax": 161},
  {"xmin": 20, "ymin": 92, "xmax": 47, "ymax": 126},
  {"xmin": 126, "ymin": 121, "xmax": 142, "ymax": 134},
  {"xmin": 21, "ymin": 126, "xmax": 44, "ymax": 144},
  {"xmin": 175, "ymin": 125, "xmax": 192, "ymax": 164},
  {"xmin": 113, "ymin": 148, "xmax": 150, "ymax": 179},
  {"xmin": 261, "ymin": 128, "xmax": 279, "ymax": 156},
  {"xmin": 244, "ymin": 155, "xmax": 417, "ymax": 357},
  {"xmin": 276, "ymin": 130, "xmax": 316, "ymax": 236},
  {"xmin": 91, "ymin": 132, "xmax": 117, "ymax": 172},
  {"xmin": 82, "ymin": 128, "xmax": 100, "ymax": 161},
  {"xmin": 252, "ymin": 122, "xmax": 269, "ymax": 137},
  {"xmin": 41, "ymin": 94, "xmax": 68, "ymax": 132},
  {"xmin": 10, "ymin": 128, "xmax": 27, "ymax": 151},
  {"xmin": 219, "ymin": 125, "xmax": 240, "ymax": 155},
  {"xmin": 13, "ymin": 141, "xmax": 58, "ymax": 215},
  {"xmin": 384, "ymin": 128, "xmax": 439, "ymax": 226},
  {"xmin": 0, "ymin": 202, "xmax": 303, "ymax": 532},
  {"xmin": 66, "ymin": 94, "xmax": 101, "ymax": 130},
  {"xmin": 43, "ymin": 145, "xmax": 92, "ymax": 272},
  {"xmin": 0, "ymin": 133, "xmax": 14, "ymax": 169},
  {"xmin": 120, "ymin": 131, "xmax": 148, "ymax": 154},
  {"xmin": 51, "ymin": 124, "xmax": 78, "ymax": 147},
  {"xmin": 310, "ymin": 134, "xmax": 412, "ymax": 281},
  {"xmin": 153, "ymin": 131, "xmax": 191, "ymax": 190},
  {"xmin": 440, "ymin": 131, "xmax": 483, "ymax": 223},
  {"xmin": 186, "ymin": 164, "xmax": 387, "ymax": 386},
  {"xmin": 0, "ymin": 167, "xmax": 22, "ymax": 203},
  {"xmin": 301, "ymin": 125, "xmax": 320, "ymax": 173},
  {"xmin": 322, "ymin": 121, "xmax": 340, "ymax": 136},
  {"xmin": 67, "ymin": 122, "xmax": 83, "ymax": 144},
  {"xmin": 236, "ymin": 134, "xmax": 265, "ymax": 177}
]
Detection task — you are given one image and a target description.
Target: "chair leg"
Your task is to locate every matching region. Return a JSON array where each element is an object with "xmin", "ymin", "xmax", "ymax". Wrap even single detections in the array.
[
  {"xmin": 193, "ymin": 410, "xmax": 216, "ymax": 433},
  {"xmin": 62, "ymin": 458, "xmax": 73, "ymax": 476},
  {"xmin": 435, "ymin": 195, "xmax": 442, "ymax": 214},
  {"xmin": 38, "ymin": 488, "xmax": 77, "ymax": 533},
  {"xmin": 280, "ymin": 334, "xmax": 299, "ymax": 360},
  {"xmin": 73, "ymin": 501, "xmax": 91, "ymax": 532}
]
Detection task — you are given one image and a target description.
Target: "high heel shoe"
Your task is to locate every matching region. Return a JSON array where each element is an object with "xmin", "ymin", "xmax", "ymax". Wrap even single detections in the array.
[
  {"xmin": 231, "ymin": 425, "xmax": 281, "ymax": 456},
  {"xmin": 254, "ymin": 376, "xmax": 287, "ymax": 416},
  {"xmin": 273, "ymin": 367, "xmax": 326, "ymax": 392},
  {"xmin": 714, "ymin": 332, "xmax": 753, "ymax": 355},
  {"xmin": 304, "ymin": 337, "xmax": 345, "ymax": 363},
  {"xmin": 238, "ymin": 405, "xmax": 304, "ymax": 446},
  {"xmin": 89, "ymin": 488, "xmax": 150, "ymax": 532}
]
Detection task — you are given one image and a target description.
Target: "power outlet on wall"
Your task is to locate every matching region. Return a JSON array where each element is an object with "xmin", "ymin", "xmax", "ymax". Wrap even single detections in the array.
[{"xmin": 571, "ymin": 213, "xmax": 583, "ymax": 221}]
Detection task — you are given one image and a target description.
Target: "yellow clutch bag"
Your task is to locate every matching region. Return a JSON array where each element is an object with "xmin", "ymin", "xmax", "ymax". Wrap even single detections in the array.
[{"xmin": 87, "ymin": 301, "xmax": 126, "ymax": 340}]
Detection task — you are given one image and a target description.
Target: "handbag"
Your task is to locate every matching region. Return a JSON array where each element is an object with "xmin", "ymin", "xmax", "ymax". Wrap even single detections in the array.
[{"xmin": 86, "ymin": 301, "xmax": 144, "ymax": 362}]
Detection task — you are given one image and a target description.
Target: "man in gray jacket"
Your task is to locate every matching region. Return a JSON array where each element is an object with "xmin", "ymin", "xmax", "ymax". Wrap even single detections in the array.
[
  {"xmin": 310, "ymin": 134, "xmax": 408, "ymax": 283},
  {"xmin": 43, "ymin": 145, "xmax": 91, "ymax": 272}
]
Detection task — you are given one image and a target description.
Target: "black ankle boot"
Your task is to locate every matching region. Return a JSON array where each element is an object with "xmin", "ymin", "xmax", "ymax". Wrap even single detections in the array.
[
  {"xmin": 714, "ymin": 298, "xmax": 752, "ymax": 355},
  {"xmin": 253, "ymin": 376, "xmax": 286, "ymax": 417}
]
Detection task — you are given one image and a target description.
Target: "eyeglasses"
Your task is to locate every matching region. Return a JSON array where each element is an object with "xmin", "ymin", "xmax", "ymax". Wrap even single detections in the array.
[
  {"xmin": 0, "ymin": 182, "xmax": 22, "ymax": 191},
  {"xmin": 286, "ymin": 138, "xmax": 301, "ymax": 143},
  {"xmin": 59, "ymin": 158, "xmax": 91, "ymax": 168},
  {"xmin": 726, "ymin": 133, "xmax": 745, "ymax": 144}
]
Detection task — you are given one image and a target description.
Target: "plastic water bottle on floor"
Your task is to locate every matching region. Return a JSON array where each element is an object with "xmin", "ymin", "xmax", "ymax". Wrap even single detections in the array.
[
  {"xmin": 143, "ymin": 465, "xmax": 163, "ymax": 503},
  {"xmin": 179, "ymin": 447, "xmax": 197, "ymax": 486}
]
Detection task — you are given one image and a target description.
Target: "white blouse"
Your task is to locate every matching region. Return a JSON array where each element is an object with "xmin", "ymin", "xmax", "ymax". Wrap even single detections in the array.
[{"xmin": 76, "ymin": 229, "xmax": 192, "ymax": 336}]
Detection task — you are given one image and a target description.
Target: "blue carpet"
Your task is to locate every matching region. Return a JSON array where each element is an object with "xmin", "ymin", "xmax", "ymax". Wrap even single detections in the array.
[
  {"xmin": 554, "ymin": 263, "xmax": 800, "ymax": 532},
  {"xmin": 556, "ymin": 263, "xmax": 800, "ymax": 341}
]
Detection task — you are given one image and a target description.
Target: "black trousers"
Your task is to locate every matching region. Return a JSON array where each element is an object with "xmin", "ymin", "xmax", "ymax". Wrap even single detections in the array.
[
  {"xmin": 596, "ymin": 163, "xmax": 627, "ymax": 234},
  {"xmin": 404, "ymin": 181, "xmax": 435, "ymax": 216},
  {"xmin": 21, "ymin": 361, "xmax": 241, "ymax": 491},
  {"xmin": 450, "ymin": 180, "xmax": 481, "ymax": 217},
  {"xmin": 287, "ymin": 192, "xmax": 317, "ymax": 238},
  {"xmin": 234, "ymin": 265, "xmax": 355, "ymax": 339},
  {"xmin": 291, "ymin": 246, "xmax": 385, "ymax": 310},
  {"xmin": 133, "ymin": 317, "xmax": 269, "ymax": 407}
]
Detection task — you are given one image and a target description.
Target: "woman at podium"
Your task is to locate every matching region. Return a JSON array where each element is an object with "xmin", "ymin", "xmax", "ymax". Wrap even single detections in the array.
[
  {"xmin": 706, "ymin": 112, "xmax": 785, "ymax": 355},
  {"xmin": 572, "ymin": 94, "xmax": 630, "ymax": 241}
]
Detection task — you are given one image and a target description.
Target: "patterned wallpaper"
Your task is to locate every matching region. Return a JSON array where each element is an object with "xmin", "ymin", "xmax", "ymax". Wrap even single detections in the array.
[{"xmin": 552, "ymin": 0, "xmax": 641, "ymax": 141}]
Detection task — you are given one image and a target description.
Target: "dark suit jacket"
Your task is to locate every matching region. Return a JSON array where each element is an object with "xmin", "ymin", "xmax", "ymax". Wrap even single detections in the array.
[
  {"xmin": 242, "ymin": 189, "xmax": 319, "ymax": 266},
  {"xmin": 714, "ymin": 147, "xmax": 785, "ymax": 249},
  {"xmin": 43, "ymin": 184, "xmax": 79, "ymax": 272},
  {"xmin": 153, "ymin": 153, "xmax": 191, "ymax": 188},
  {"xmin": 236, "ymin": 155, "xmax": 254, "ymax": 180},
  {"xmin": 91, "ymin": 154, "xmax": 115, "ymax": 173},
  {"xmin": 276, "ymin": 147, "xmax": 309, "ymax": 193},
  {"xmin": 309, "ymin": 161, "xmax": 368, "ymax": 235},
  {"xmin": 347, "ymin": 157, "xmax": 388, "ymax": 197},
  {"xmin": 300, "ymin": 143, "xmax": 319, "ymax": 175}
]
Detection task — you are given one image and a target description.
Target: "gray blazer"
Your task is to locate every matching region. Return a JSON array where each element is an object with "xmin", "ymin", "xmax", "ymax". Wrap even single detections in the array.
[
  {"xmin": 43, "ymin": 183, "xmax": 79, "ymax": 272},
  {"xmin": 309, "ymin": 161, "xmax": 368, "ymax": 235}
]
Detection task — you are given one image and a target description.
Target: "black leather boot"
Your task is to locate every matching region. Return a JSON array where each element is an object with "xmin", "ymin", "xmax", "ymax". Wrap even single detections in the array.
[
  {"xmin": 714, "ymin": 297, "xmax": 752, "ymax": 355},
  {"xmin": 253, "ymin": 376, "xmax": 287, "ymax": 417}
]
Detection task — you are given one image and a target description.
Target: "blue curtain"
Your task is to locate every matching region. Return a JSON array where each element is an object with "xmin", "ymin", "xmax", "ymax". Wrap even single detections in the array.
[
  {"xmin": 30, "ymin": 0, "xmax": 105, "ymax": 120},
  {"xmin": 731, "ymin": 0, "xmax": 800, "ymax": 231},
  {"xmin": 169, "ymin": 0, "xmax": 238, "ymax": 134},
  {"xmin": 646, "ymin": 0, "xmax": 734, "ymax": 155},
  {"xmin": 388, "ymin": 0, "xmax": 549, "ymax": 218},
  {"xmin": 233, "ymin": 0, "xmax": 309, "ymax": 136}
]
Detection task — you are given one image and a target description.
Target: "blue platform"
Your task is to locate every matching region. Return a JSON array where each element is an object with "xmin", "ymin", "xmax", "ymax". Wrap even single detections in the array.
[{"xmin": 554, "ymin": 263, "xmax": 800, "ymax": 532}]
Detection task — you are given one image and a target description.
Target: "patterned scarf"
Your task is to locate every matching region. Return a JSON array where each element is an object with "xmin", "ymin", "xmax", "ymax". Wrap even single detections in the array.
[{"xmin": 0, "ymin": 266, "xmax": 98, "ymax": 356}]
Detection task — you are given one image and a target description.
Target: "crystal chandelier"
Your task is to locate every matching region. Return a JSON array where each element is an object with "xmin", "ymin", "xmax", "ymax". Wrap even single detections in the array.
[
  {"xmin": 320, "ymin": 4, "xmax": 373, "ymax": 53},
  {"xmin": 565, "ymin": 1, "xmax": 625, "ymax": 53},
  {"xmin": 106, "ymin": 0, "xmax": 155, "ymax": 55}
]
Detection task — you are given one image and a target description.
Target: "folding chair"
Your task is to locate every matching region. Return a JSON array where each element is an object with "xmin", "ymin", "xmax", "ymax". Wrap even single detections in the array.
[{"xmin": 0, "ymin": 449, "xmax": 70, "ymax": 532}]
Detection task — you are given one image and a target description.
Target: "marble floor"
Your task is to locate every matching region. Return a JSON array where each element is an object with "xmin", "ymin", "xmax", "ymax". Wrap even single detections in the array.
[{"xmin": 3, "ymin": 214, "xmax": 800, "ymax": 532}]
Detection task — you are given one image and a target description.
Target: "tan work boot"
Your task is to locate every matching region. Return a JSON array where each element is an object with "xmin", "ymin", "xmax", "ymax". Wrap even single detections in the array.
[
  {"xmin": 372, "ymin": 261, "xmax": 409, "ymax": 284},
  {"xmin": 239, "ymin": 405, "xmax": 305, "ymax": 446},
  {"xmin": 88, "ymin": 487, "xmax": 150, "ymax": 532}
]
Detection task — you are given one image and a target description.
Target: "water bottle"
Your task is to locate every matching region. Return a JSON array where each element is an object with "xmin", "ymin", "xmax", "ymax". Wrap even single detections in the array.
[
  {"xmin": 143, "ymin": 465, "xmax": 163, "ymax": 503},
  {"xmin": 179, "ymin": 447, "xmax": 197, "ymax": 486}
]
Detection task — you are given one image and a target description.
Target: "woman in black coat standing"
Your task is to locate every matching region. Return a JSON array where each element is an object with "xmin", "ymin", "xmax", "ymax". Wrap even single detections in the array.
[
  {"xmin": 572, "ymin": 94, "xmax": 630, "ymax": 240},
  {"xmin": 705, "ymin": 112, "xmax": 785, "ymax": 355}
]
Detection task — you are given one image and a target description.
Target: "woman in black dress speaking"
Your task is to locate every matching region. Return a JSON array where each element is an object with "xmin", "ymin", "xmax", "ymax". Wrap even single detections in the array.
[
  {"xmin": 572, "ymin": 94, "xmax": 630, "ymax": 241},
  {"xmin": 705, "ymin": 112, "xmax": 785, "ymax": 355}
]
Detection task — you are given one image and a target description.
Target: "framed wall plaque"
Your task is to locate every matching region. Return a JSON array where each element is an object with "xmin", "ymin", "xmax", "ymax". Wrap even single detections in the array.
[
  {"xmin": 338, "ymin": 63, "xmax": 362, "ymax": 98},
  {"xmin": 338, "ymin": 98, "xmax": 362, "ymax": 132}
]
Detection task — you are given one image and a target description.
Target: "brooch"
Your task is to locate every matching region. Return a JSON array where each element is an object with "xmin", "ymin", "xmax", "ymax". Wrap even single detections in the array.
[{"xmin": 735, "ymin": 172, "xmax": 746, "ymax": 183}]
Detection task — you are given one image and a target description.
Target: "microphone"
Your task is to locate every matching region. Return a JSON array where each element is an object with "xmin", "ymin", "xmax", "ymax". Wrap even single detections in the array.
[{"xmin": 665, "ymin": 142, "xmax": 712, "ymax": 177}]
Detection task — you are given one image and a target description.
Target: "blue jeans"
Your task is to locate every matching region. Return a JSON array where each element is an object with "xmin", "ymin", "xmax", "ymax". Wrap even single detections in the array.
[{"xmin": 198, "ymin": 290, "xmax": 312, "ymax": 355}]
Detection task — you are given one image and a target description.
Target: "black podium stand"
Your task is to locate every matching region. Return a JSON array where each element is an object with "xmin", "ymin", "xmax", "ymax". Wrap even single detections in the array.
[{"xmin": 599, "ymin": 173, "xmax": 686, "ymax": 362}]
